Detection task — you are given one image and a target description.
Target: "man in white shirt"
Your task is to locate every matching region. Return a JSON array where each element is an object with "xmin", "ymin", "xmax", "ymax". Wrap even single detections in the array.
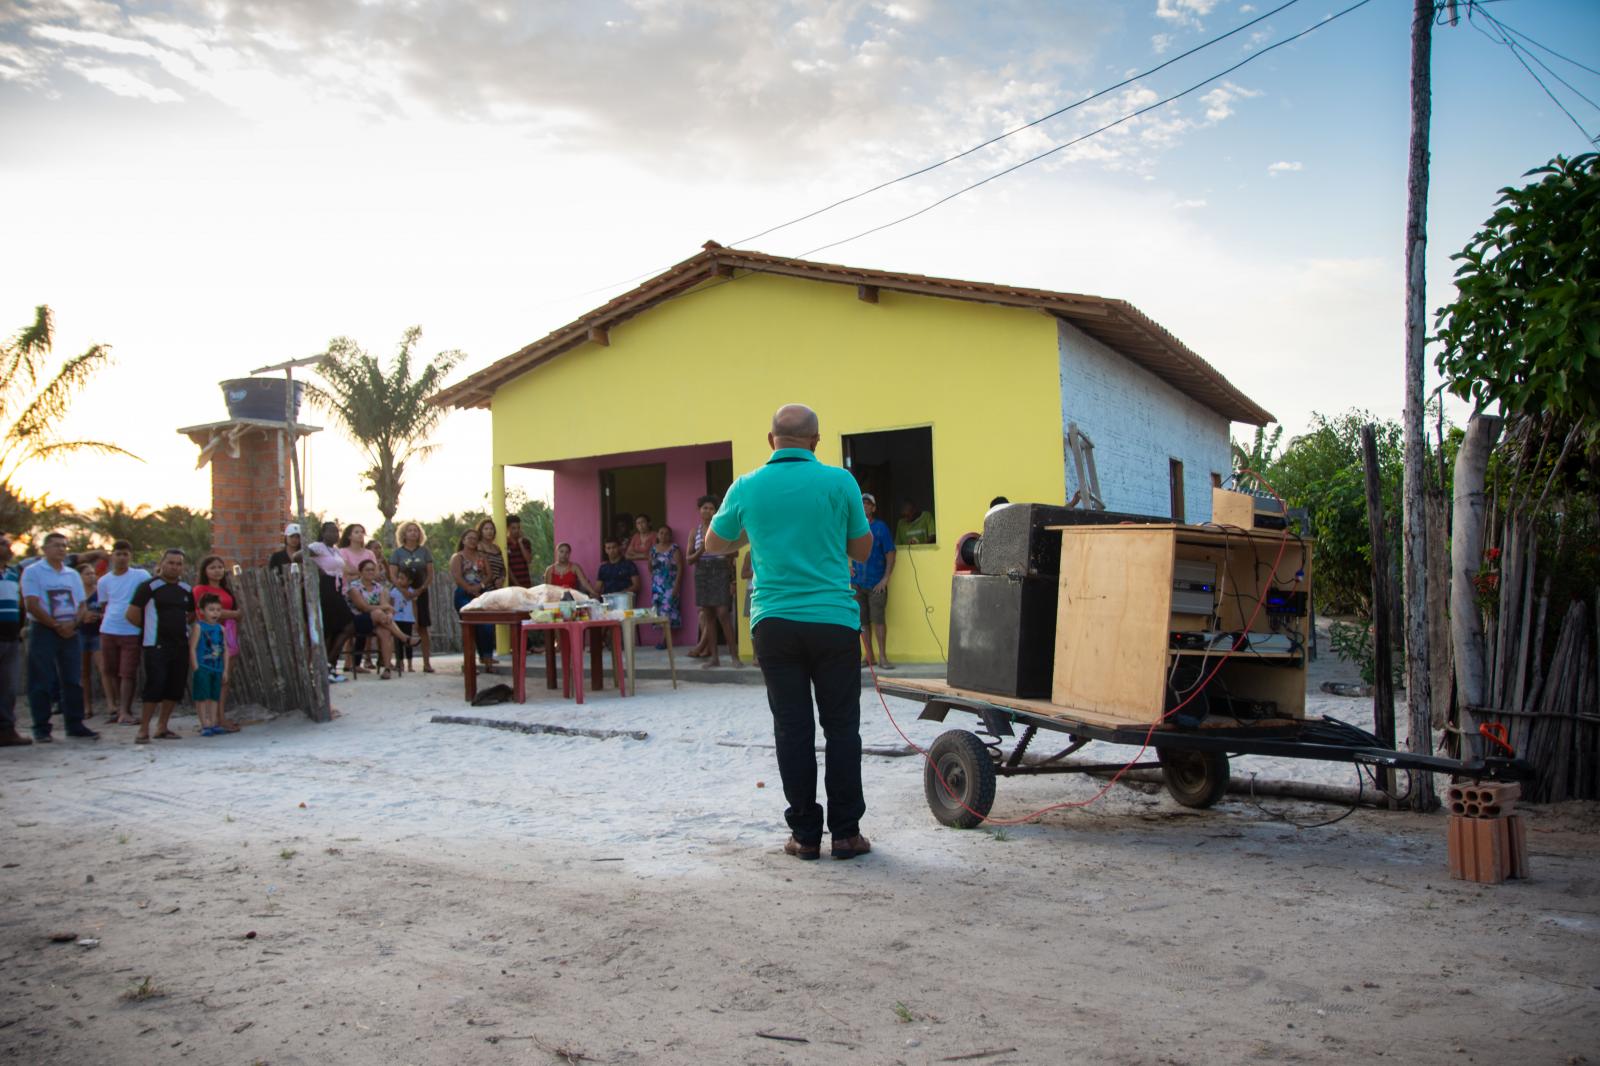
[
  {"xmin": 20, "ymin": 531, "xmax": 95, "ymax": 741},
  {"xmin": 94, "ymin": 539, "xmax": 150, "ymax": 725}
]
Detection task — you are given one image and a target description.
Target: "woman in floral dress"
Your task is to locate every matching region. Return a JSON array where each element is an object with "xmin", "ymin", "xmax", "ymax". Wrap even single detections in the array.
[{"xmin": 648, "ymin": 524, "xmax": 683, "ymax": 649}]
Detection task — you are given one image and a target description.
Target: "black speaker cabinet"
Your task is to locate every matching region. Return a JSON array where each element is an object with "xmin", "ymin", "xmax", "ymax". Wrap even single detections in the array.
[
  {"xmin": 947, "ymin": 573, "xmax": 1059, "ymax": 699},
  {"xmin": 975, "ymin": 503, "xmax": 1168, "ymax": 578}
]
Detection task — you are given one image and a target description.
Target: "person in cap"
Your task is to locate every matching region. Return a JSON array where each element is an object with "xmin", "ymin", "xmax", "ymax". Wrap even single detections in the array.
[
  {"xmin": 850, "ymin": 492, "xmax": 896, "ymax": 669},
  {"xmin": 269, "ymin": 523, "xmax": 304, "ymax": 571},
  {"xmin": 704, "ymin": 404, "xmax": 875, "ymax": 861}
]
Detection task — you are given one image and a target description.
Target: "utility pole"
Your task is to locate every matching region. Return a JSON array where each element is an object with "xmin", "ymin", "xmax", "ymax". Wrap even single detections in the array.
[
  {"xmin": 253, "ymin": 353, "xmax": 330, "ymax": 721},
  {"xmin": 1402, "ymin": 0, "xmax": 1436, "ymax": 810}
]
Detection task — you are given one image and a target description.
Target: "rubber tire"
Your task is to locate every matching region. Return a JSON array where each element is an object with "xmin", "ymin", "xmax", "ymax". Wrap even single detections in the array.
[
  {"xmin": 1158, "ymin": 748, "xmax": 1230, "ymax": 809},
  {"xmin": 924, "ymin": 730, "xmax": 997, "ymax": 829}
]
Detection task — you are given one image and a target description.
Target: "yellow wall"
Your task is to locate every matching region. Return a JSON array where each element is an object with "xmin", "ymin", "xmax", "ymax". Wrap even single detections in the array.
[{"xmin": 490, "ymin": 272, "xmax": 1066, "ymax": 662}]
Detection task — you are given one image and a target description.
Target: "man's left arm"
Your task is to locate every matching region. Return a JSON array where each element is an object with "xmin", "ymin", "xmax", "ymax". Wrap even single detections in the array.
[
  {"xmin": 844, "ymin": 480, "xmax": 872, "ymax": 563},
  {"xmin": 876, "ymin": 538, "xmax": 896, "ymax": 591}
]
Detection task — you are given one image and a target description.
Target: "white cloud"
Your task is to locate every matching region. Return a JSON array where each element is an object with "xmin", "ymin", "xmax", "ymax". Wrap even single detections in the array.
[
  {"xmin": 63, "ymin": 60, "xmax": 182, "ymax": 102},
  {"xmin": 1240, "ymin": 3, "xmax": 1256, "ymax": 11},
  {"xmin": 1268, "ymin": 160, "xmax": 1303, "ymax": 176},
  {"xmin": 1200, "ymin": 80, "xmax": 1261, "ymax": 121},
  {"xmin": 1156, "ymin": 0, "xmax": 1218, "ymax": 26},
  {"xmin": 1151, "ymin": 32, "xmax": 1173, "ymax": 54},
  {"xmin": 1174, "ymin": 198, "xmax": 1207, "ymax": 208}
]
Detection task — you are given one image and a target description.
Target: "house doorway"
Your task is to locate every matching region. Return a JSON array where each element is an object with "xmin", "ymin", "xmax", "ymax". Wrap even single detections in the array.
[
  {"xmin": 706, "ymin": 457, "xmax": 733, "ymax": 502},
  {"xmin": 600, "ymin": 463, "xmax": 666, "ymax": 545}
]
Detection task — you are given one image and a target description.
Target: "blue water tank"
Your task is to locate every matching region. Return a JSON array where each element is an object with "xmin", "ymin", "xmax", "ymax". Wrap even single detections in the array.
[{"xmin": 220, "ymin": 378, "xmax": 304, "ymax": 422}]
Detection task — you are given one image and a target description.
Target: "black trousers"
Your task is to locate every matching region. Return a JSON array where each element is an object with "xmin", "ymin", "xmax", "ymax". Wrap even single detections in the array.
[{"xmin": 751, "ymin": 618, "xmax": 864, "ymax": 843}]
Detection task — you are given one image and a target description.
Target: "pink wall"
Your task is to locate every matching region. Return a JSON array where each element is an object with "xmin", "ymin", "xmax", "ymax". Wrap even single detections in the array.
[{"xmin": 547, "ymin": 441, "xmax": 733, "ymax": 647}]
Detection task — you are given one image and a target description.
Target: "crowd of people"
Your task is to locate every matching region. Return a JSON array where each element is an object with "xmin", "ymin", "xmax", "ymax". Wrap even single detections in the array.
[{"xmin": 0, "ymin": 475, "xmax": 920, "ymax": 746}]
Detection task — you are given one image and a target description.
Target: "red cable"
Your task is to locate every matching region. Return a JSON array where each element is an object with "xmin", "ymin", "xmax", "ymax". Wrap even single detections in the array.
[{"xmin": 876, "ymin": 472, "xmax": 1295, "ymax": 826}]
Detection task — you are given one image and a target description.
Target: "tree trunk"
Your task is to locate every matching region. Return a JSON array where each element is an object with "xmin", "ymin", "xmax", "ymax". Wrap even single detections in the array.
[
  {"xmin": 1362, "ymin": 424, "xmax": 1397, "ymax": 804},
  {"xmin": 1450, "ymin": 414, "xmax": 1499, "ymax": 760},
  {"xmin": 1401, "ymin": 0, "xmax": 1435, "ymax": 810}
]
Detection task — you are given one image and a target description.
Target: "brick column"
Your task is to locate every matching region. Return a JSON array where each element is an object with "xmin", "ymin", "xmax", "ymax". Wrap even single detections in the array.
[{"xmin": 209, "ymin": 425, "xmax": 294, "ymax": 569}]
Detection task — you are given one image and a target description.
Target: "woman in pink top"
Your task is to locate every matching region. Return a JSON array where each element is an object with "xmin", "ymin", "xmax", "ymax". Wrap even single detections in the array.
[
  {"xmin": 338, "ymin": 523, "xmax": 380, "ymax": 582},
  {"xmin": 193, "ymin": 555, "xmax": 243, "ymax": 732}
]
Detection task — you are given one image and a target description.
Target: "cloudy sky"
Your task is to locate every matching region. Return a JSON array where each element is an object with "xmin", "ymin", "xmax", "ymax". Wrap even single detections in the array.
[{"xmin": 3, "ymin": 0, "xmax": 1597, "ymax": 532}]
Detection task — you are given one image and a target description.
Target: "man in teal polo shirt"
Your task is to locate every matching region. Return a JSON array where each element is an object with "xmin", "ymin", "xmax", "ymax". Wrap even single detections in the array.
[{"xmin": 707, "ymin": 404, "xmax": 875, "ymax": 861}]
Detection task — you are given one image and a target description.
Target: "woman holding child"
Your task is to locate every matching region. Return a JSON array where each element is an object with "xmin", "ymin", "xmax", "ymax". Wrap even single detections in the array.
[
  {"xmin": 193, "ymin": 555, "xmax": 242, "ymax": 730},
  {"xmin": 346, "ymin": 558, "xmax": 417, "ymax": 680}
]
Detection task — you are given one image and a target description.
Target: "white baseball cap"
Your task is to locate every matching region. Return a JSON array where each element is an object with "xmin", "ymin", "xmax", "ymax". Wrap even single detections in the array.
[
  {"xmin": 284, "ymin": 522, "xmax": 302, "ymax": 537},
  {"xmin": 861, "ymin": 492, "xmax": 876, "ymax": 503}
]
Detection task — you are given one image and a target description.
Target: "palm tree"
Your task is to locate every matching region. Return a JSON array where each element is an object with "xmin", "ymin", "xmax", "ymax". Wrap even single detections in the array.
[
  {"xmin": 149, "ymin": 504, "xmax": 212, "ymax": 561},
  {"xmin": 306, "ymin": 326, "xmax": 464, "ymax": 540},
  {"xmin": 0, "ymin": 305, "xmax": 136, "ymax": 536},
  {"xmin": 80, "ymin": 498, "xmax": 155, "ymax": 550}
]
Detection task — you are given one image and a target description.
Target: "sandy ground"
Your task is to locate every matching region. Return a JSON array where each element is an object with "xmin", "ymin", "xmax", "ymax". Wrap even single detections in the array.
[{"xmin": 3, "ymin": 652, "xmax": 1598, "ymax": 1066}]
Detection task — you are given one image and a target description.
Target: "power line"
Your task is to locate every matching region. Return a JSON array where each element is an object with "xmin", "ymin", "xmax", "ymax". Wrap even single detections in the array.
[
  {"xmin": 1469, "ymin": 7, "xmax": 1598, "ymax": 143},
  {"xmin": 557, "ymin": 0, "xmax": 1312, "ymax": 304},
  {"xmin": 1479, "ymin": 9, "xmax": 1600, "ymax": 78},
  {"xmin": 799, "ymin": 0, "xmax": 1380, "ymax": 260},
  {"xmin": 732, "ymin": 0, "xmax": 1310, "ymax": 248},
  {"xmin": 1474, "ymin": 7, "xmax": 1600, "ymax": 111}
]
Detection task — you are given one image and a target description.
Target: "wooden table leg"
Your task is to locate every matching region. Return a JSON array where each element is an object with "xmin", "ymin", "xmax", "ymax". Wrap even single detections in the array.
[
  {"xmin": 570, "ymin": 624, "xmax": 586, "ymax": 705},
  {"xmin": 514, "ymin": 625, "xmax": 527, "ymax": 704},
  {"xmin": 463, "ymin": 623, "xmax": 477, "ymax": 701},
  {"xmin": 622, "ymin": 622, "xmax": 637, "ymax": 696},
  {"xmin": 611, "ymin": 626, "xmax": 625, "ymax": 697}
]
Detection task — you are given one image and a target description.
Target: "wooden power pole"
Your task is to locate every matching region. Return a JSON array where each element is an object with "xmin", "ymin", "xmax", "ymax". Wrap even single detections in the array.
[{"xmin": 1402, "ymin": 0, "xmax": 1435, "ymax": 810}]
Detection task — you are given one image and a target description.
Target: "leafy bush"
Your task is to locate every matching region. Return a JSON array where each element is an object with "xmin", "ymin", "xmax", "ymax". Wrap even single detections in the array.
[{"xmin": 1328, "ymin": 619, "xmax": 1403, "ymax": 687}]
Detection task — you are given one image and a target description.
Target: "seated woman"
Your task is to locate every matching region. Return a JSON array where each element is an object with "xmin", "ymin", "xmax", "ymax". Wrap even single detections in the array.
[
  {"xmin": 346, "ymin": 559, "xmax": 418, "ymax": 680},
  {"xmin": 543, "ymin": 541, "xmax": 597, "ymax": 597}
]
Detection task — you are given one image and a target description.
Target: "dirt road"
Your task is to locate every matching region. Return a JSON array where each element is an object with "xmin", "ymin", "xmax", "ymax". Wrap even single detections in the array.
[{"xmin": 3, "ymin": 669, "xmax": 1596, "ymax": 1065}]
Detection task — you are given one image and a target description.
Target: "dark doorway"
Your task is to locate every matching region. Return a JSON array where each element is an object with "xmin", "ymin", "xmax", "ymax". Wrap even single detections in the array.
[
  {"xmin": 705, "ymin": 457, "xmax": 733, "ymax": 502},
  {"xmin": 601, "ymin": 463, "xmax": 666, "ymax": 543}
]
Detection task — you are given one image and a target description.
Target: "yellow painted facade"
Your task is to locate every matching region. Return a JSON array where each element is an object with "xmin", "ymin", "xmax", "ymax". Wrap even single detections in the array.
[{"xmin": 489, "ymin": 272, "xmax": 1069, "ymax": 663}]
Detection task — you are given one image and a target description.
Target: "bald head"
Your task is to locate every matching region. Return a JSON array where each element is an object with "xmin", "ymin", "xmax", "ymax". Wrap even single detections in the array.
[{"xmin": 770, "ymin": 404, "xmax": 819, "ymax": 445}]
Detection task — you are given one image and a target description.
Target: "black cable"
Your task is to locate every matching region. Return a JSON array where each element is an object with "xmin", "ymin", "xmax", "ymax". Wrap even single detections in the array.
[
  {"xmin": 1475, "ymin": 7, "xmax": 1600, "ymax": 112},
  {"xmin": 731, "ymin": 0, "xmax": 1311, "ymax": 249},
  {"xmin": 557, "ymin": 0, "xmax": 1317, "ymax": 302},
  {"xmin": 1478, "ymin": 7, "xmax": 1600, "ymax": 79},
  {"xmin": 798, "ymin": 0, "xmax": 1380, "ymax": 258},
  {"xmin": 1248, "ymin": 765, "xmax": 1362, "ymax": 829},
  {"xmin": 1469, "ymin": 7, "xmax": 1599, "ymax": 143}
]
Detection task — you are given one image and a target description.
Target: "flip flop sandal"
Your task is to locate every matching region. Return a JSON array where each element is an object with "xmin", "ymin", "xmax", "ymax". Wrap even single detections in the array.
[{"xmin": 155, "ymin": 731, "xmax": 182, "ymax": 740}]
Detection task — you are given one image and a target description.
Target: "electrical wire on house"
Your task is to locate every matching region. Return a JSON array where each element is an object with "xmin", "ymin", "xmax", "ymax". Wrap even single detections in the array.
[
  {"xmin": 799, "ymin": 0, "xmax": 1380, "ymax": 258},
  {"xmin": 554, "ymin": 0, "xmax": 1325, "ymax": 304}
]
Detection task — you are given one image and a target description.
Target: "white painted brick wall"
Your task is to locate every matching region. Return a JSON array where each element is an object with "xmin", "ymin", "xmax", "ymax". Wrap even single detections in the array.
[{"xmin": 1057, "ymin": 318, "xmax": 1233, "ymax": 522}]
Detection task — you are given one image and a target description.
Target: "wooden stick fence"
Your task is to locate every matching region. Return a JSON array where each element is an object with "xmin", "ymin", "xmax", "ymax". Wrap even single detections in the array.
[{"xmin": 228, "ymin": 566, "xmax": 330, "ymax": 723}]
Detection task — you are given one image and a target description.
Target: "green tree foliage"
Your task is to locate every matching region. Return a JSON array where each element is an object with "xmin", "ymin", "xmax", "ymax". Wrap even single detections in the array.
[
  {"xmin": 79, "ymin": 498, "xmax": 154, "ymax": 548},
  {"xmin": 307, "ymin": 326, "xmax": 465, "ymax": 540},
  {"xmin": 147, "ymin": 505, "xmax": 212, "ymax": 562},
  {"xmin": 0, "ymin": 305, "xmax": 135, "ymax": 536},
  {"xmin": 419, "ymin": 491, "xmax": 556, "ymax": 574},
  {"xmin": 1240, "ymin": 411, "xmax": 1404, "ymax": 615},
  {"xmin": 1434, "ymin": 153, "xmax": 1600, "ymax": 436}
]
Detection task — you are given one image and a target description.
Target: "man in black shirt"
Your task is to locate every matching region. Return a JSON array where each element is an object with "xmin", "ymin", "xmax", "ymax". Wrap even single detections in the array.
[
  {"xmin": 268, "ymin": 523, "xmax": 303, "ymax": 571},
  {"xmin": 128, "ymin": 549, "xmax": 195, "ymax": 743}
]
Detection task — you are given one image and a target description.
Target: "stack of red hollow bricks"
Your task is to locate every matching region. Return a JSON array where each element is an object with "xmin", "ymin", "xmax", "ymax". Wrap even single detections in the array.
[{"xmin": 1446, "ymin": 781, "xmax": 1530, "ymax": 884}]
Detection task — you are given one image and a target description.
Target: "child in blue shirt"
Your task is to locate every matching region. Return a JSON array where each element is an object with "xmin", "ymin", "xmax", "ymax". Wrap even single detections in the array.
[{"xmin": 190, "ymin": 595, "xmax": 229, "ymax": 736}]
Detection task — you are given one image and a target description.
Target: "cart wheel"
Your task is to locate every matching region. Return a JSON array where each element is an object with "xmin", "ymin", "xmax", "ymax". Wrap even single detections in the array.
[
  {"xmin": 924, "ymin": 730, "xmax": 997, "ymax": 829},
  {"xmin": 1158, "ymin": 748, "xmax": 1230, "ymax": 809}
]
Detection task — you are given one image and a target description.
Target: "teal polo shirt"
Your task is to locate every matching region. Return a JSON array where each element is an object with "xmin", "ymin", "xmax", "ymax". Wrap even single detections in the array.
[{"xmin": 711, "ymin": 448, "xmax": 869, "ymax": 631}]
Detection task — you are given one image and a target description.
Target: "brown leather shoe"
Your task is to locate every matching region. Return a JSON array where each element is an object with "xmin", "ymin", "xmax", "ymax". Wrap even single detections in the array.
[
  {"xmin": 783, "ymin": 835, "xmax": 820, "ymax": 861},
  {"xmin": 0, "ymin": 729, "xmax": 33, "ymax": 747},
  {"xmin": 831, "ymin": 834, "xmax": 871, "ymax": 860}
]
